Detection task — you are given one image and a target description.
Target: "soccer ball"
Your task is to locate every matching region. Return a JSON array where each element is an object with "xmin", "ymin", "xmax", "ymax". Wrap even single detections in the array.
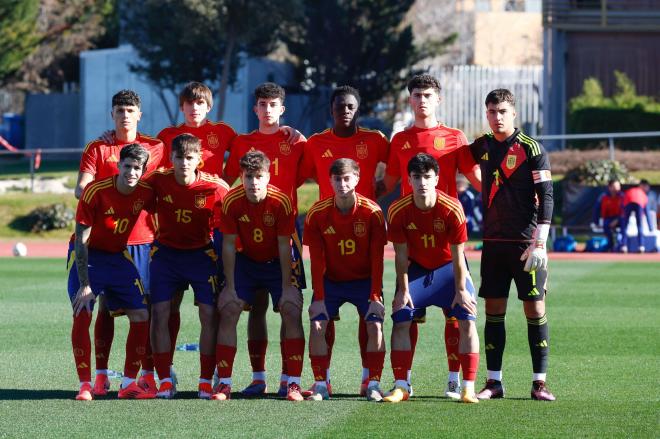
[{"xmin": 13, "ymin": 242, "xmax": 27, "ymax": 257}]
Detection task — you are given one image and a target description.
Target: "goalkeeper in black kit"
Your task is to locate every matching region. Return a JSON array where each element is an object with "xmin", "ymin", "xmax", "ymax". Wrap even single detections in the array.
[{"xmin": 469, "ymin": 89, "xmax": 555, "ymax": 401}]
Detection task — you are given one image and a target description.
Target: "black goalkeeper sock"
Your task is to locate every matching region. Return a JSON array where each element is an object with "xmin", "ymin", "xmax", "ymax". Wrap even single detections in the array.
[
  {"xmin": 527, "ymin": 314, "xmax": 549, "ymax": 374},
  {"xmin": 484, "ymin": 313, "xmax": 506, "ymax": 372}
]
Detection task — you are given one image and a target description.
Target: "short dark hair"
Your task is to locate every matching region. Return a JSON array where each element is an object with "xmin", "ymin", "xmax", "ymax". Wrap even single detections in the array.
[
  {"xmin": 407, "ymin": 74, "xmax": 441, "ymax": 94},
  {"xmin": 254, "ymin": 82, "xmax": 285, "ymax": 104},
  {"xmin": 607, "ymin": 179, "xmax": 620, "ymax": 186},
  {"xmin": 171, "ymin": 134, "xmax": 201, "ymax": 156},
  {"xmin": 640, "ymin": 179, "xmax": 650, "ymax": 186},
  {"xmin": 179, "ymin": 81, "xmax": 213, "ymax": 108},
  {"xmin": 408, "ymin": 153, "xmax": 439, "ymax": 176},
  {"xmin": 240, "ymin": 150, "xmax": 270, "ymax": 173},
  {"xmin": 485, "ymin": 89, "xmax": 516, "ymax": 108},
  {"xmin": 331, "ymin": 85, "xmax": 361, "ymax": 107},
  {"xmin": 119, "ymin": 143, "xmax": 150, "ymax": 173},
  {"xmin": 329, "ymin": 158, "xmax": 360, "ymax": 176},
  {"xmin": 112, "ymin": 90, "xmax": 141, "ymax": 109}
]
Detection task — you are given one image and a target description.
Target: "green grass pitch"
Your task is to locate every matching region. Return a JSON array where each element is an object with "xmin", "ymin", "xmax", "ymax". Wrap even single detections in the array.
[{"xmin": 0, "ymin": 257, "xmax": 658, "ymax": 438}]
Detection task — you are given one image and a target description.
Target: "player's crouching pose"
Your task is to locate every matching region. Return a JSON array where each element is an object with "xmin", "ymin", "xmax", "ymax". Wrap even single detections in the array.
[
  {"xmin": 146, "ymin": 134, "xmax": 229, "ymax": 399},
  {"xmin": 304, "ymin": 159, "xmax": 387, "ymax": 401},
  {"xmin": 383, "ymin": 153, "xmax": 480, "ymax": 404},
  {"xmin": 68, "ymin": 144, "xmax": 155, "ymax": 400},
  {"xmin": 215, "ymin": 151, "xmax": 305, "ymax": 401}
]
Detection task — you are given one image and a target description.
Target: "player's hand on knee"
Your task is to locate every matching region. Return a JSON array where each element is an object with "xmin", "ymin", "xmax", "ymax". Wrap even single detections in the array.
[
  {"xmin": 365, "ymin": 300, "xmax": 385, "ymax": 321},
  {"xmin": 392, "ymin": 290, "xmax": 413, "ymax": 313},
  {"xmin": 452, "ymin": 288, "xmax": 477, "ymax": 317},
  {"xmin": 280, "ymin": 126, "xmax": 306, "ymax": 143},
  {"xmin": 217, "ymin": 286, "xmax": 242, "ymax": 312},
  {"xmin": 279, "ymin": 285, "xmax": 303, "ymax": 311},
  {"xmin": 73, "ymin": 285, "xmax": 94, "ymax": 316},
  {"xmin": 308, "ymin": 299, "xmax": 328, "ymax": 321}
]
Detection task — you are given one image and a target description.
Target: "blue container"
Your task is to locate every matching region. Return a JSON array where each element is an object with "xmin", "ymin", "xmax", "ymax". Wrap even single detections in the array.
[
  {"xmin": 3, "ymin": 113, "xmax": 24, "ymax": 148},
  {"xmin": 552, "ymin": 235, "xmax": 576, "ymax": 252},
  {"xmin": 585, "ymin": 236, "xmax": 609, "ymax": 252}
]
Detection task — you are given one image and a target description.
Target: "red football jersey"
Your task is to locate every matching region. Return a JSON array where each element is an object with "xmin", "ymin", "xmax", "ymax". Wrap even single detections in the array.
[
  {"xmin": 76, "ymin": 176, "xmax": 155, "ymax": 253},
  {"xmin": 146, "ymin": 170, "xmax": 229, "ymax": 249},
  {"xmin": 78, "ymin": 133, "xmax": 164, "ymax": 245},
  {"xmin": 386, "ymin": 124, "xmax": 476, "ymax": 197},
  {"xmin": 304, "ymin": 194, "xmax": 386, "ymax": 301},
  {"xmin": 387, "ymin": 190, "xmax": 467, "ymax": 270},
  {"xmin": 224, "ymin": 130, "xmax": 305, "ymax": 207},
  {"xmin": 158, "ymin": 121, "xmax": 237, "ymax": 176},
  {"xmin": 221, "ymin": 184, "xmax": 295, "ymax": 262},
  {"xmin": 600, "ymin": 193, "xmax": 624, "ymax": 218},
  {"xmin": 624, "ymin": 187, "xmax": 648, "ymax": 208},
  {"xmin": 299, "ymin": 127, "xmax": 389, "ymax": 200}
]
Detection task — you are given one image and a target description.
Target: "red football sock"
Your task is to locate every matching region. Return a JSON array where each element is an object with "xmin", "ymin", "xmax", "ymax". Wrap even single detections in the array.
[
  {"xmin": 445, "ymin": 318, "xmax": 461, "ymax": 373},
  {"xmin": 391, "ymin": 350, "xmax": 411, "ymax": 382},
  {"xmin": 459, "ymin": 352, "xmax": 479, "ymax": 381},
  {"xmin": 72, "ymin": 311, "xmax": 92, "ymax": 382},
  {"xmin": 168, "ymin": 311, "xmax": 181, "ymax": 365},
  {"xmin": 283, "ymin": 338, "xmax": 305, "ymax": 378},
  {"xmin": 200, "ymin": 353, "xmax": 216, "ymax": 381},
  {"xmin": 325, "ymin": 320, "xmax": 336, "ymax": 366},
  {"xmin": 124, "ymin": 321, "xmax": 148, "ymax": 379},
  {"xmin": 247, "ymin": 339, "xmax": 268, "ymax": 373},
  {"xmin": 365, "ymin": 351, "xmax": 385, "ymax": 382},
  {"xmin": 409, "ymin": 322, "xmax": 419, "ymax": 364},
  {"xmin": 142, "ymin": 322, "xmax": 154, "ymax": 372},
  {"xmin": 358, "ymin": 319, "xmax": 368, "ymax": 368},
  {"xmin": 280, "ymin": 341, "xmax": 288, "ymax": 377},
  {"xmin": 310, "ymin": 355, "xmax": 328, "ymax": 382},
  {"xmin": 215, "ymin": 344, "xmax": 237, "ymax": 379},
  {"xmin": 93, "ymin": 308, "xmax": 114, "ymax": 370},
  {"xmin": 153, "ymin": 352, "xmax": 171, "ymax": 381}
]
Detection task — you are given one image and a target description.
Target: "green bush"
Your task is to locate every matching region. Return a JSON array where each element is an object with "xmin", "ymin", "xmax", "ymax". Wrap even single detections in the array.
[
  {"xmin": 564, "ymin": 159, "xmax": 635, "ymax": 187},
  {"xmin": 568, "ymin": 71, "xmax": 660, "ymax": 149},
  {"xmin": 22, "ymin": 203, "xmax": 75, "ymax": 233}
]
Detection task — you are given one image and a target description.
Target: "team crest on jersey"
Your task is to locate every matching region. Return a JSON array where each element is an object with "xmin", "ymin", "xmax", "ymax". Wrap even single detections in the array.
[
  {"xmin": 433, "ymin": 137, "xmax": 445, "ymax": 150},
  {"xmin": 353, "ymin": 221, "xmax": 367, "ymax": 237},
  {"xmin": 263, "ymin": 211, "xmax": 275, "ymax": 227},
  {"xmin": 279, "ymin": 141, "xmax": 292, "ymax": 156},
  {"xmin": 107, "ymin": 154, "xmax": 118, "ymax": 162},
  {"xmin": 207, "ymin": 133, "xmax": 219, "ymax": 149},
  {"xmin": 356, "ymin": 142, "xmax": 368, "ymax": 159},
  {"xmin": 434, "ymin": 219, "xmax": 446, "ymax": 232},
  {"xmin": 133, "ymin": 199, "xmax": 144, "ymax": 215},
  {"xmin": 506, "ymin": 155, "xmax": 517, "ymax": 169},
  {"xmin": 73, "ymin": 348, "xmax": 84, "ymax": 356},
  {"xmin": 195, "ymin": 194, "xmax": 206, "ymax": 209}
]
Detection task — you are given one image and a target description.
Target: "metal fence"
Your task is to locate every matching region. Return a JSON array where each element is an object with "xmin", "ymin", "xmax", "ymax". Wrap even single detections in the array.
[{"xmin": 427, "ymin": 65, "xmax": 543, "ymax": 139}]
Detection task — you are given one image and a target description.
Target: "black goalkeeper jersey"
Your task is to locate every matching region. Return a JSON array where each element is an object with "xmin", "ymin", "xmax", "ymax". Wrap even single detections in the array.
[{"xmin": 469, "ymin": 129, "xmax": 553, "ymax": 242}]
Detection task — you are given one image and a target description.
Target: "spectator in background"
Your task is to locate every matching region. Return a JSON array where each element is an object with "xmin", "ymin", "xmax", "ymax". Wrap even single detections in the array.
[
  {"xmin": 639, "ymin": 179, "xmax": 658, "ymax": 231},
  {"xmin": 592, "ymin": 179, "xmax": 624, "ymax": 252},
  {"xmin": 621, "ymin": 181, "xmax": 649, "ymax": 253},
  {"xmin": 457, "ymin": 174, "xmax": 482, "ymax": 237}
]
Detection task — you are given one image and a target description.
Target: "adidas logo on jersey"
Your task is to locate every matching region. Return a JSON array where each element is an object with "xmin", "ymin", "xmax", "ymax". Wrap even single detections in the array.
[
  {"xmin": 406, "ymin": 222, "xmax": 418, "ymax": 230},
  {"xmin": 163, "ymin": 195, "xmax": 173, "ymax": 204},
  {"xmin": 322, "ymin": 149, "xmax": 333, "ymax": 158},
  {"xmin": 104, "ymin": 207, "xmax": 115, "ymax": 215},
  {"xmin": 323, "ymin": 226, "xmax": 336, "ymax": 234},
  {"xmin": 107, "ymin": 155, "xmax": 118, "ymax": 162},
  {"xmin": 402, "ymin": 141, "xmax": 412, "ymax": 150},
  {"xmin": 238, "ymin": 214, "xmax": 250, "ymax": 223},
  {"xmin": 481, "ymin": 152, "xmax": 489, "ymax": 161}
]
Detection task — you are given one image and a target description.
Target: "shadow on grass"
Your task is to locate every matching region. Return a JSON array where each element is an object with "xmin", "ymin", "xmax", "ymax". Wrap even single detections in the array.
[{"xmin": 0, "ymin": 389, "xmax": 75, "ymax": 400}]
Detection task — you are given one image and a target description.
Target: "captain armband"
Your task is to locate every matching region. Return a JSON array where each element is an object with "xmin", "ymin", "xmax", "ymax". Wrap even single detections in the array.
[{"xmin": 532, "ymin": 170, "xmax": 552, "ymax": 184}]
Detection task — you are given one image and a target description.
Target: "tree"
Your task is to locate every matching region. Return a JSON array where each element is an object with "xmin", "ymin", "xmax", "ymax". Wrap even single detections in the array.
[
  {"xmin": 122, "ymin": 0, "xmax": 296, "ymax": 123},
  {"xmin": 0, "ymin": 0, "xmax": 40, "ymax": 87},
  {"xmin": 283, "ymin": 0, "xmax": 420, "ymax": 115},
  {"xmin": 5, "ymin": 0, "xmax": 118, "ymax": 93}
]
